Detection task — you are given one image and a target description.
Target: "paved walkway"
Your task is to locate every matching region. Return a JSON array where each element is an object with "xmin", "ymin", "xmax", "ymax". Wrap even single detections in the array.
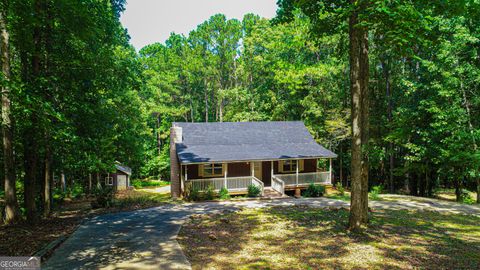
[{"xmin": 43, "ymin": 196, "xmax": 480, "ymax": 270}]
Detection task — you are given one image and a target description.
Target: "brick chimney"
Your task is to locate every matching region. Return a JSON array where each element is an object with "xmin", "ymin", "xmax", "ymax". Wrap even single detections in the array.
[{"xmin": 170, "ymin": 124, "xmax": 182, "ymax": 198}]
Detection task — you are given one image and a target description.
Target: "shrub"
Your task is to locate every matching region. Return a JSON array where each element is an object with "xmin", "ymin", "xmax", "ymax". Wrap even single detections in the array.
[
  {"xmin": 247, "ymin": 184, "xmax": 261, "ymax": 197},
  {"xmin": 335, "ymin": 182, "xmax": 345, "ymax": 196},
  {"xmin": 460, "ymin": 189, "xmax": 475, "ymax": 204},
  {"xmin": 219, "ymin": 187, "xmax": 230, "ymax": 200},
  {"xmin": 185, "ymin": 185, "xmax": 201, "ymax": 201},
  {"xmin": 303, "ymin": 183, "xmax": 325, "ymax": 197},
  {"xmin": 204, "ymin": 185, "xmax": 216, "ymax": 200},
  {"xmin": 369, "ymin": 185, "xmax": 384, "ymax": 200},
  {"xmin": 67, "ymin": 182, "xmax": 85, "ymax": 199},
  {"xmin": 92, "ymin": 186, "xmax": 115, "ymax": 208}
]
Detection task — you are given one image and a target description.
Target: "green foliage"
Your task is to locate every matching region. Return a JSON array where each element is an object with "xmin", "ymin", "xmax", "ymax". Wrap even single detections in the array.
[
  {"xmin": 66, "ymin": 183, "xmax": 86, "ymax": 199},
  {"xmin": 114, "ymin": 192, "xmax": 171, "ymax": 208},
  {"xmin": 204, "ymin": 185, "xmax": 216, "ymax": 201},
  {"xmin": 131, "ymin": 179, "xmax": 169, "ymax": 189},
  {"xmin": 459, "ymin": 189, "xmax": 475, "ymax": 204},
  {"xmin": 369, "ymin": 185, "xmax": 384, "ymax": 201},
  {"xmin": 303, "ymin": 184, "xmax": 325, "ymax": 197},
  {"xmin": 219, "ymin": 187, "xmax": 230, "ymax": 200},
  {"xmin": 335, "ymin": 182, "xmax": 345, "ymax": 196},
  {"xmin": 92, "ymin": 186, "xmax": 116, "ymax": 208},
  {"xmin": 247, "ymin": 184, "xmax": 261, "ymax": 197},
  {"xmin": 52, "ymin": 188, "xmax": 66, "ymax": 205},
  {"xmin": 185, "ymin": 186, "xmax": 201, "ymax": 202}
]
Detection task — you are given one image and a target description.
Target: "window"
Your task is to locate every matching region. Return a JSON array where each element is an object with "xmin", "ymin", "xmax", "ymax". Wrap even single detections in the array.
[
  {"xmin": 105, "ymin": 176, "xmax": 113, "ymax": 185},
  {"xmin": 203, "ymin": 163, "xmax": 224, "ymax": 177},
  {"xmin": 282, "ymin": 160, "xmax": 298, "ymax": 173}
]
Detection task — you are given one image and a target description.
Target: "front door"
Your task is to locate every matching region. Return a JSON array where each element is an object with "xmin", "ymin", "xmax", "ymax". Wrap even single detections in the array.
[{"xmin": 252, "ymin": 162, "xmax": 262, "ymax": 180}]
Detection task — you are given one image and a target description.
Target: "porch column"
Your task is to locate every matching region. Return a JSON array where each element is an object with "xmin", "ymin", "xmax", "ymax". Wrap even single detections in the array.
[
  {"xmin": 185, "ymin": 165, "xmax": 188, "ymax": 181},
  {"xmin": 224, "ymin": 163, "xmax": 228, "ymax": 189},
  {"xmin": 295, "ymin": 160, "xmax": 299, "ymax": 186},
  {"xmin": 180, "ymin": 165, "xmax": 184, "ymax": 195},
  {"xmin": 329, "ymin": 158, "xmax": 332, "ymax": 184},
  {"xmin": 270, "ymin": 161, "xmax": 273, "ymax": 181}
]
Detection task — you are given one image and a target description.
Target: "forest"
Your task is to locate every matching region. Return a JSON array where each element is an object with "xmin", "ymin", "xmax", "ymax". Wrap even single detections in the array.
[{"xmin": 1, "ymin": 0, "xmax": 480, "ymax": 226}]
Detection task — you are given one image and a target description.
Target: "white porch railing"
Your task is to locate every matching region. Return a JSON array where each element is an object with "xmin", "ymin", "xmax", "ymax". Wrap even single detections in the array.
[
  {"xmin": 271, "ymin": 175, "xmax": 285, "ymax": 194},
  {"xmin": 185, "ymin": 176, "xmax": 264, "ymax": 195},
  {"xmin": 273, "ymin": 171, "xmax": 331, "ymax": 187}
]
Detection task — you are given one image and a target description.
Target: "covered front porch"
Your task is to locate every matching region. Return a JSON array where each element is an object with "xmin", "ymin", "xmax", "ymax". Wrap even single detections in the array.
[{"xmin": 182, "ymin": 158, "xmax": 333, "ymax": 196}]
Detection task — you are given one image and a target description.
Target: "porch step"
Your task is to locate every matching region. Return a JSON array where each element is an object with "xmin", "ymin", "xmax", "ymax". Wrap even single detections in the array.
[{"xmin": 263, "ymin": 187, "xmax": 285, "ymax": 198}]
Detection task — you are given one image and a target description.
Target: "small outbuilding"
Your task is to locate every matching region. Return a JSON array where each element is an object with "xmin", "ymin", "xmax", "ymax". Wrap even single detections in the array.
[{"xmin": 104, "ymin": 163, "xmax": 132, "ymax": 190}]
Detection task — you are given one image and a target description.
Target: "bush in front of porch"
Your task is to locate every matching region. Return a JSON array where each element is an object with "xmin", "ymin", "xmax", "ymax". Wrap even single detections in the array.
[{"xmin": 302, "ymin": 183, "xmax": 325, "ymax": 197}]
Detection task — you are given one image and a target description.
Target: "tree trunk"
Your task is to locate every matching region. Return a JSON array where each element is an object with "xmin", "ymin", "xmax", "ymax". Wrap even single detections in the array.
[
  {"xmin": 454, "ymin": 176, "xmax": 462, "ymax": 202},
  {"xmin": 348, "ymin": 3, "xmax": 370, "ymax": 231},
  {"xmin": 460, "ymin": 81, "xmax": 479, "ymax": 203},
  {"xmin": 96, "ymin": 173, "xmax": 101, "ymax": 189},
  {"xmin": 61, "ymin": 172, "xmax": 66, "ymax": 192},
  {"xmin": 43, "ymin": 140, "xmax": 52, "ymax": 217},
  {"xmin": 339, "ymin": 143, "xmax": 344, "ymax": 187},
  {"xmin": 24, "ymin": 130, "xmax": 38, "ymax": 223},
  {"xmin": 0, "ymin": 5, "xmax": 21, "ymax": 224},
  {"xmin": 381, "ymin": 59, "xmax": 394, "ymax": 193},
  {"xmin": 88, "ymin": 174, "xmax": 92, "ymax": 195},
  {"xmin": 477, "ymin": 178, "xmax": 480, "ymax": 204},
  {"xmin": 156, "ymin": 114, "xmax": 161, "ymax": 155},
  {"xmin": 409, "ymin": 172, "xmax": 418, "ymax": 196},
  {"xmin": 204, "ymin": 78, "xmax": 208, "ymax": 122}
]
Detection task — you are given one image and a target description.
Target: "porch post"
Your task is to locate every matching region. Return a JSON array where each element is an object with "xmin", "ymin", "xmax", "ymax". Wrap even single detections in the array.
[
  {"xmin": 180, "ymin": 165, "xmax": 184, "ymax": 195},
  {"xmin": 329, "ymin": 158, "xmax": 332, "ymax": 184},
  {"xmin": 295, "ymin": 160, "xmax": 299, "ymax": 186},
  {"xmin": 270, "ymin": 161, "xmax": 273, "ymax": 180},
  {"xmin": 185, "ymin": 165, "xmax": 188, "ymax": 181},
  {"xmin": 224, "ymin": 163, "xmax": 228, "ymax": 189}
]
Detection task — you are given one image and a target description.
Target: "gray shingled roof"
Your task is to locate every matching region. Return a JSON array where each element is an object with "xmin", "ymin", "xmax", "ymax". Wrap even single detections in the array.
[{"xmin": 174, "ymin": 121, "xmax": 337, "ymax": 164}]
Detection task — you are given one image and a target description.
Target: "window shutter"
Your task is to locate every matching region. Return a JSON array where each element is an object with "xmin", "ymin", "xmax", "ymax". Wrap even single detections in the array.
[
  {"xmin": 299, "ymin": 160, "xmax": 304, "ymax": 171},
  {"xmin": 279, "ymin": 160, "xmax": 284, "ymax": 173},
  {"xmin": 198, "ymin": 165, "xmax": 204, "ymax": 177}
]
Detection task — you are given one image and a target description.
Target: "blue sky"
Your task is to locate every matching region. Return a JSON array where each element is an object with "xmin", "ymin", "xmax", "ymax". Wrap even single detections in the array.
[{"xmin": 120, "ymin": 0, "xmax": 278, "ymax": 50}]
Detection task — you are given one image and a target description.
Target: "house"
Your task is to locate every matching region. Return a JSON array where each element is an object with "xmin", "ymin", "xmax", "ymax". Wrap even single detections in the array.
[
  {"xmin": 104, "ymin": 163, "xmax": 132, "ymax": 191},
  {"xmin": 169, "ymin": 121, "xmax": 337, "ymax": 198}
]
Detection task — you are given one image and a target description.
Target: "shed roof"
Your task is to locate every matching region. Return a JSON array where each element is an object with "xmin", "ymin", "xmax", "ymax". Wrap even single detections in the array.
[{"xmin": 174, "ymin": 121, "xmax": 337, "ymax": 164}]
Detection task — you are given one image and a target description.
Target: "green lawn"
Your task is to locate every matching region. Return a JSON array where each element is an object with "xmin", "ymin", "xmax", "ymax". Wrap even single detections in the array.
[
  {"xmin": 178, "ymin": 206, "xmax": 480, "ymax": 270},
  {"xmin": 131, "ymin": 179, "xmax": 170, "ymax": 189}
]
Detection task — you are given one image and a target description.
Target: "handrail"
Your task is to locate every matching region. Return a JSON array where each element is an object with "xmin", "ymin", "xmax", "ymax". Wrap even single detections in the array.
[
  {"xmin": 251, "ymin": 176, "xmax": 264, "ymax": 196},
  {"xmin": 273, "ymin": 171, "xmax": 331, "ymax": 186},
  {"xmin": 186, "ymin": 176, "xmax": 263, "ymax": 193},
  {"xmin": 271, "ymin": 175, "xmax": 285, "ymax": 195}
]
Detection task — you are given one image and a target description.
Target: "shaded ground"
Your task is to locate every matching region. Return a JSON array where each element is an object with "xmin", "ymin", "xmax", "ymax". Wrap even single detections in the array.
[
  {"xmin": 179, "ymin": 206, "xmax": 480, "ymax": 270},
  {"xmin": 42, "ymin": 196, "xmax": 480, "ymax": 269},
  {"xmin": 0, "ymin": 189, "xmax": 172, "ymax": 257}
]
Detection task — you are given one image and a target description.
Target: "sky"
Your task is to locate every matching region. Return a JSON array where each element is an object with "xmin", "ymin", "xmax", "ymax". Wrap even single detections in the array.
[{"xmin": 120, "ymin": 0, "xmax": 278, "ymax": 50}]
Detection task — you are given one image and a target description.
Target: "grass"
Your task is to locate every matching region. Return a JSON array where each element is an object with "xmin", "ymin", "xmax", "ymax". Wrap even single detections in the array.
[
  {"xmin": 131, "ymin": 179, "xmax": 169, "ymax": 189},
  {"xmin": 114, "ymin": 189, "xmax": 176, "ymax": 209},
  {"xmin": 178, "ymin": 206, "xmax": 480, "ymax": 270},
  {"xmin": 435, "ymin": 188, "xmax": 477, "ymax": 203}
]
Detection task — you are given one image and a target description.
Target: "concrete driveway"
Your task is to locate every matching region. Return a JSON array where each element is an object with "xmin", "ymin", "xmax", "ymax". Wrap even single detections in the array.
[{"xmin": 43, "ymin": 196, "xmax": 480, "ymax": 270}]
